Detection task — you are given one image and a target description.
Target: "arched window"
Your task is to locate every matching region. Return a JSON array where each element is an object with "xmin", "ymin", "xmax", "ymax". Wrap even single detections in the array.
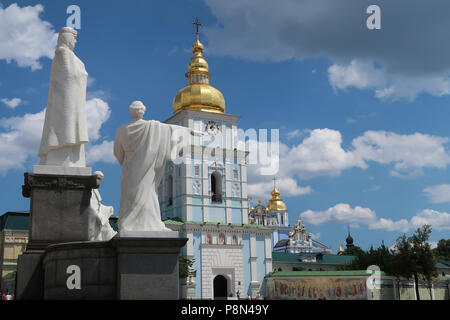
[
  {"xmin": 218, "ymin": 233, "xmax": 226, "ymax": 245},
  {"xmin": 206, "ymin": 234, "xmax": 212, "ymax": 244},
  {"xmin": 232, "ymin": 235, "xmax": 238, "ymax": 245},
  {"xmin": 211, "ymin": 171, "xmax": 222, "ymax": 203},
  {"xmin": 167, "ymin": 175, "xmax": 173, "ymax": 206}
]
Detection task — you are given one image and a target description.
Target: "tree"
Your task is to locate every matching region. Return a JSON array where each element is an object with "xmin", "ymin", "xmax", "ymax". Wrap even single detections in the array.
[
  {"xmin": 433, "ymin": 238, "xmax": 450, "ymax": 261},
  {"xmin": 340, "ymin": 242, "xmax": 393, "ymax": 273},
  {"xmin": 391, "ymin": 225, "xmax": 437, "ymax": 300},
  {"xmin": 179, "ymin": 257, "xmax": 194, "ymax": 279}
]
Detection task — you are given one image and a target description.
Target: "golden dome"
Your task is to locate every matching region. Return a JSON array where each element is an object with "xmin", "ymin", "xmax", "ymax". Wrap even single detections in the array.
[
  {"xmin": 172, "ymin": 36, "xmax": 225, "ymax": 114},
  {"xmin": 266, "ymin": 177, "xmax": 287, "ymax": 211}
]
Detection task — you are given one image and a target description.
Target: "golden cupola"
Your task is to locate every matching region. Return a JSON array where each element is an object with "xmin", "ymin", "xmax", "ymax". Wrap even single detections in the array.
[
  {"xmin": 172, "ymin": 32, "xmax": 225, "ymax": 114},
  {"xmin": 266, "ymin": 177, "xmax": 287, "ymax": 211}
]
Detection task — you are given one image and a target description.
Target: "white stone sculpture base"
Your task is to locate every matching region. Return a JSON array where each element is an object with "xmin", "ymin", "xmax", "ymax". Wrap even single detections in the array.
[
  {"xmin": 33, "ymin": 165, "xmax": 92, "ymax": 176},
  {"xmin": 118, "ymin": 230, "xmax": 179, "ymax": 238}
]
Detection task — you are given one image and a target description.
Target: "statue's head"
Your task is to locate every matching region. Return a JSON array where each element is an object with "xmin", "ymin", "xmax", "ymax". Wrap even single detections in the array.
[
  {"xmin": 129, "ymin": 101, "xmax": 146, "ymax": 119},
  {"xmin": 94, "ymin": 170, "xmax": 104, "ymax": 185},
  {"xmin": 57, "ymin": 27, "xmax": 77, "ymax": 51}
]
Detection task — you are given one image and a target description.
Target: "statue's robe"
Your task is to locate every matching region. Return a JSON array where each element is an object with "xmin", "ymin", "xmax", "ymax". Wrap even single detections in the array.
[
  {"xmin": 114, "ymin": 119, "xmax": 188, "ymax": 232},
  {"xmin": 88, "ymin": 189, "xmax": 117, "ymax": 241},
  {"xmin": 38, "ymin": 46, "xmax": 88, "ymax": 162}
]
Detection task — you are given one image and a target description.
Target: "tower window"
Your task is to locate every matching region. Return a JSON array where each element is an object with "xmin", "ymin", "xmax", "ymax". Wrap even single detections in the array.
[
  {"xmin": 194, "ymin": 165, "xmax": 200, "ymax": 176},
  {"xmin": 233, "ymin": 168, "xmax": 239, "ymax": 180},
  {"xmin": 211, "ymin": 171, "xmax": 222, "ymax": 203}
]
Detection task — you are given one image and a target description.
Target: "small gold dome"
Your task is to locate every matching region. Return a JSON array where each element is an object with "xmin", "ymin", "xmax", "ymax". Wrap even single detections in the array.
[
  {"xmin": 266, "ymin": 186, "xmax": 287, "ymax": 211},
  {"xmin": 172, "ymin": 36, "xmax": 225, "ymax": 114}
]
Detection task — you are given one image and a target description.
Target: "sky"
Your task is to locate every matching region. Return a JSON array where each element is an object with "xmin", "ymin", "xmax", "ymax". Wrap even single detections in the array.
[{"xmin": 0, "ymin": 0, "xmax": 449, "ymax": 253}]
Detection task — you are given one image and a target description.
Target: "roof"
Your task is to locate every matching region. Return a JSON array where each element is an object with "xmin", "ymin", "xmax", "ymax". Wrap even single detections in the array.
[
  {"xmin": 272, "ymin": 252, "xmax": 356, "ymax": 265},
  {"xmin": 0, "ymin": 212, "xmax": 30, "ymax": 231},
  {"xmin": 0, "ymin": 211, "xmax": 119, "ymax": 232},
  {"xmin": 436, "ymin": 261, "xmax": 450, "ymax": 269},
  {"xmin": 266, "ymin": 270, "xmax": 388, "ymax": 278},
  {"xmin": 274, "ymin": 239, "xmax": 289, "ymax": 248},
  {"xmin": 273, "ymin": 239, "xmax": 331, "ymax": 251}
]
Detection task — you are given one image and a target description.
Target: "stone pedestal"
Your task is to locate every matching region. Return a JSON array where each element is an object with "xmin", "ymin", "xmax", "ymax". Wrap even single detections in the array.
[
  {"xmin": 22, "ymin": 172, "xmax": 100, "ymax": 244},
  {"xmin": 41, "ymin": 237, "xmax": 187, "ymax": 300},
  {"xmin": 115, "ymin": 237, "xmax": 187, "ymax": 300},
  {"xmin": 16, "ymin": 172, "xmax": 100, "ymax": 299},
  {"xmin": 15, "ymin": 250, "xmax": 45, "ymax": 300}
]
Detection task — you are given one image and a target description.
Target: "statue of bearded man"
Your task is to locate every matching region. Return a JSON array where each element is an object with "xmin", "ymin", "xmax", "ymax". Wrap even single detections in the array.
[
  {"xmin": 114, "ymin": 101, "xmax": 202, "ymax": 234},
  {"xmin": 38, "ymin": 27, "xmax": 89, "ymax": 167}
]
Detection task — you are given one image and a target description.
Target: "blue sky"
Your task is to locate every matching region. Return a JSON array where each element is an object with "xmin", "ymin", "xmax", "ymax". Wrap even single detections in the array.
[{"xmin": 1, "ymin": 0, "xmax": 449, "ymax": 252}]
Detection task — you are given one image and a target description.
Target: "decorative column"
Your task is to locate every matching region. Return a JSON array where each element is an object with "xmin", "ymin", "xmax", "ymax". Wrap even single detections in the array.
[{"xmin": 249, "ymin": 234, "xmax": 259, "ymax": 297}]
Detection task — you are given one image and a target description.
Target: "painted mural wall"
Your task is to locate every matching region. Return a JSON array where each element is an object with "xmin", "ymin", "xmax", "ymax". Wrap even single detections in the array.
[{"xmin": 266, "ymin": 277, "xmax": 368, "ymax": 300}]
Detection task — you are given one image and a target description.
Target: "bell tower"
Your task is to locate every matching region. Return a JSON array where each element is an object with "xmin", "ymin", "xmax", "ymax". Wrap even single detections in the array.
[{"xmin": 159, "ymin": 19, "xmax": 272, "ymax": 299}]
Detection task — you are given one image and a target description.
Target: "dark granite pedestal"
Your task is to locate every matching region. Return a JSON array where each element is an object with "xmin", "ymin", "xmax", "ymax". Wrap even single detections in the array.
[
  {"xmin": 42, "ymin": 237, "xmax": 187, "ymax": 300},
  {"xmin": 16, "ymin": 172, "xmax": 100, "ymax": 300},
  {"xmin": 16, "ymin": 171, "xmax": 187, "ymax": 300}
]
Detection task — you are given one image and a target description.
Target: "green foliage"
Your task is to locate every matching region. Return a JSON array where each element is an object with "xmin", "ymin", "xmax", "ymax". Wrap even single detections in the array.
[
  {"xmin": 179, "ymin": 256, "xmax": 194, "ymax": 279},
  {"xmin": 433, "ymin": 238, "xmax": 450, "ymax": 261},
  {"xmin": 340, "ymin": 242, "xmax": 393, "ymax": 273},
  {"xmin": 343, "ymin": 245, "xmax": 365, "ymax": 257},
  {"xmin": 391, "ymin": 225, "xmax": 437, "ymax": 300}
]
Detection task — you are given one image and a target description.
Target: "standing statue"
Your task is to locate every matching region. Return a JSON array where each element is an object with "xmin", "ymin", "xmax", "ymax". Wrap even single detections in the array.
[
  {"xmin": 88, "ymin": 171, "xmax": 117, "ymax": 241},
  {"xmin": 38, "ymin": 27, "xmax": 89, "ymax": 167},
  {"xmin": 114, "ymin": 101, "xmax": 201, "ymax": 234}
]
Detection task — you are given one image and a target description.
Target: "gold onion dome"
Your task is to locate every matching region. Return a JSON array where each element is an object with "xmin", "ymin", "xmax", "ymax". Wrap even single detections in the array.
[
  {"xmin": 266, "ymin": 177, "xmax": 287, "ymax": 211},
  {"xmin": 172, "ymin": 35, "xmax": 225, "ymax": 114}
]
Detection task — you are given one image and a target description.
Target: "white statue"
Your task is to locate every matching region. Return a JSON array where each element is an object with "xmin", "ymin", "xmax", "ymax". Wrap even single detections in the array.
[
  {"xmin": 38, "ymin": 27, "xmax": 89, "ymax": 167},
  {"xmin": 88, "ymin": 171, "xmax": 117, "ymax": 241},
  {"xmin": 114, "ymin": 101, "xmax": 201, "ymax": 234}
]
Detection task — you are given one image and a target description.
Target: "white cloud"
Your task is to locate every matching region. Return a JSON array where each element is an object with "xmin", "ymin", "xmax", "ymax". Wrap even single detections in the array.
[
  {"xmin": 329, "ymin": 60, "xmax": 386, "ymax": 91},
  {"xmin": 423, "ymin": 184, "xmax": 450, "ymax": 204},
  {"xmin": 352, "ymin": 131, "xmax": 450, "ymax": 176},
  {"xmin": 247, "ymin": 177, "xmax": 311, "ymax": 199},
  {"xmin": 300, "ymin": 203, "xmax": 377, "ymax": 226},
  {"xmin": 86, "ymin": 98, "xmax": 111, "ymax": 141},
  {"xmin": 203, "ymin": 0, "xmax": 450, "ymax": 101},
  {"xmin": 300, "ymin": 204, "xmax": 450, "ymax": 232},
  {"xmin": 86, "ymin": 140, "xmax": 115, "ymax": 165},
  {"xmin": 287, "ymin": 129, "xmax": 301, "ymax": 139},
  {"xmin": 1, "ymin": 97, "xmax": 23, "ymax": 109},
  {"xmin": 283, "ymin": 129, "xmax": 366, "ymax": 178},
  {"xmin": 0, "ymin": 97, "xmax": 113, "ymax": 174},
  {"xmin": 329, "ymin": 60, "xmax": 450, "ymax": 101},
  {"xmin": 246, "ymin": 128, "xmax": 450, "ymax": 200},
  {"xmin": 410, "ymin": 209, "xmax": 450, "ymax": 231},
  {"xmin": 0, "ymin": 3, "xmax": 57, "ymax": 70},
  {"xmin": 0, "ymin": 109, "xmax": 45, "ymax": 173}
]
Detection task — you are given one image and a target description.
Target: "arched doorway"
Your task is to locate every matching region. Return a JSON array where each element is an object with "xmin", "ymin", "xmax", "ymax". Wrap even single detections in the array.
[{"xmin": 213, "ymin": 275, "xmax": 228, "ymax": 299}]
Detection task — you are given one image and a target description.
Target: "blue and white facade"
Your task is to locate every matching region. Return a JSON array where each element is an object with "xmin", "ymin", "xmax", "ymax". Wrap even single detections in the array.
[{"xmin": 159, "ymin": 110, "xmax": 273, "ymax": 299}]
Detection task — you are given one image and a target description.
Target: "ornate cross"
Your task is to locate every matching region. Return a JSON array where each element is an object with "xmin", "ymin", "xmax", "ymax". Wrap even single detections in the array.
[{"xmin": 192, "ymin": 17, "xmax": 202, "ymax": 37}]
